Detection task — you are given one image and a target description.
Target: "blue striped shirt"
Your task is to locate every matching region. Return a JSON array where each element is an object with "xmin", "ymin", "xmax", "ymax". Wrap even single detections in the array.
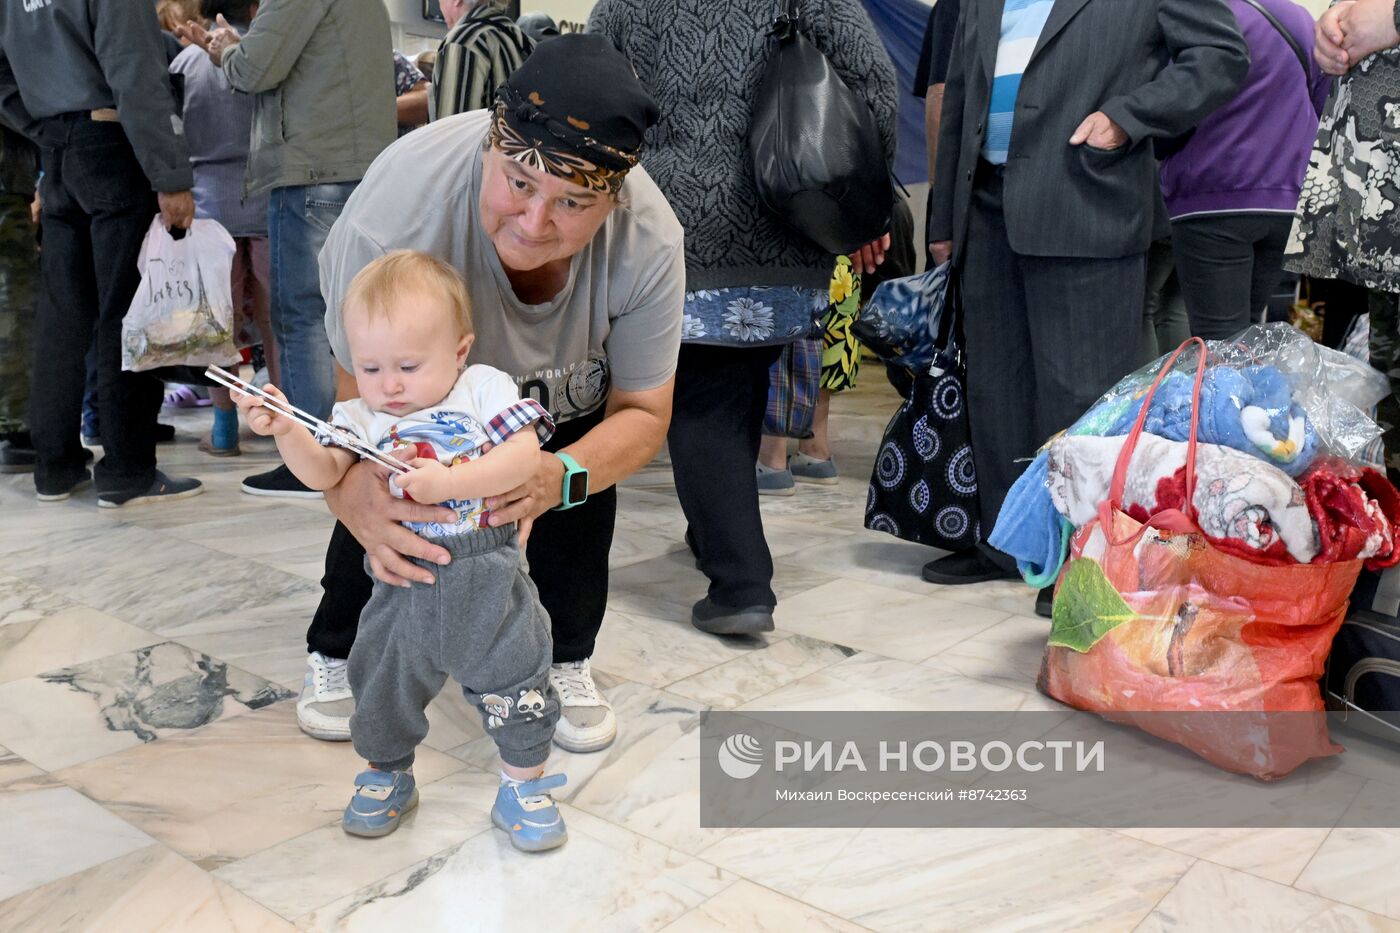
[{"xmin": 984, "ymin": 0, "xmax": 1055, "ymax": 164}]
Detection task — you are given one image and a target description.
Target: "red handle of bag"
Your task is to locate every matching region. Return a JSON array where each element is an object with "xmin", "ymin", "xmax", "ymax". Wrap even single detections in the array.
[{"xmin": 1099, "ymin": 336, "xmax": 1209, "ymax": 547}]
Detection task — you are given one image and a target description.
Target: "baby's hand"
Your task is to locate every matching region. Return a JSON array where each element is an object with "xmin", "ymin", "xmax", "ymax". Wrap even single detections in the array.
[
  {"xmin": 232, "ymin": 383, "xmax": 296, "ymax": 437},
  {"xmin": 392, "ymin": 457, "xmax": 455, "ymax": 504}
]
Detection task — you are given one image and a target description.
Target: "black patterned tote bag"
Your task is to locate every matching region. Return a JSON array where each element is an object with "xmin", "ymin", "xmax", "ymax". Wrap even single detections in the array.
[{"xmin": 863, "ymin": 283, "xmax": 980, "ymax": 550}]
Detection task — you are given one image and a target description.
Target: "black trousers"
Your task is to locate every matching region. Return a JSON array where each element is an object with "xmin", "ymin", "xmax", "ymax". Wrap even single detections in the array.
[
  {"xmin": 306, "ymin": 410, "xmax": 615, "ymax": 664},
  {"xmin": 1170, "ymin": 212, "xmax": 1293, "ymax": 341},
  {"xmin": 668, "ymin": 342, "xmax": 782, "ymax": 609},
  {"xmin": 31, "ymin": 115, "xmax": 162, "ymax": 495},
  {"xmin": 961, "ymin": 162, "xmax": 1145, "ymax": 563}
]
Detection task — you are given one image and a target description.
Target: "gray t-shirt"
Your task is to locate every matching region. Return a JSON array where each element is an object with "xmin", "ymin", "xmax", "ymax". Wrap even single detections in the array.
[{"xmin": 320, "ymin": 110, "xmax": 685, "ymax": 424}]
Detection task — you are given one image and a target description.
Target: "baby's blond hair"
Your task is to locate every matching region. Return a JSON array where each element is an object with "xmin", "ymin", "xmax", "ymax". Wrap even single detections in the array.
[{"xmin": 343, "ymin": 250, "xmax": 473, "ymax": 336}]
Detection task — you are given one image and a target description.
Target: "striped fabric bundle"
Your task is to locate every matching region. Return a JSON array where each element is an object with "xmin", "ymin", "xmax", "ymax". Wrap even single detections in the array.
[{"xmin": 430, "ymin": 8, "xmax": 535, "ymax": 121}]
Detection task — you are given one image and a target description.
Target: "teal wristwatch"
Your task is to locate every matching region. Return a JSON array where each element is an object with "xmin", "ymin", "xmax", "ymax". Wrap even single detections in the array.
[{"xmin": 553, "ymin": 451, "xmax": 590, "ymax": 510}]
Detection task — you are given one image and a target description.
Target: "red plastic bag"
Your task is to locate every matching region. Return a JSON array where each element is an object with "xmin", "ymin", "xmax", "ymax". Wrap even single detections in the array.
[{"xmin": 1038, "ymin": 339, "xmax": 1361, "ymax": 779}]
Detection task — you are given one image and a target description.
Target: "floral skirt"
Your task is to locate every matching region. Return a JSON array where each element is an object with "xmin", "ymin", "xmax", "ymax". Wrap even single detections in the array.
[
  {"xmin": 820, "ymin": 255, "xmax": 864, "ymax": 392},
  {"xmin": 681, "ymin": 286, "xmax": 827, "ymax": 346}
]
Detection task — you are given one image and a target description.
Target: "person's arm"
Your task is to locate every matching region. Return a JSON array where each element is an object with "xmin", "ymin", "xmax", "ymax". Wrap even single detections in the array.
[
  {"xmin": 321, "ymin": 217, "xmax": 389, "ymax": 368},
  {"xmin": 925, "ymin": 85, "xmax": 944, "ymax": 185},
  {"xmin": 1096, "ymin": 0, "xmax": 1251, "ymax": 146},
  {"xmin": 232, "ymin": 384, "xmax": 357, "ymax": 489},
  {"xmin": 483, "ymin": 379, "xmax": 674, "ymax": 527},
  {"xmin": 219, "ymin": 0, "xmax": 325, "ymax": 94},
  {"xmin": 397, "ymin": 80, "xmax": 430, "ymax": 129},
  {"xmin": 1329, "ymin": 0, "xmax": 1400, "ymax": 72},
  {"xmin": 395, "ymin": 429, "xmax": 542, "ymax": 503},
  {"xmin": 0, "ymin": 50, "xmax": 37, "ymax": 141},
  {"xmin": 928, "ymin": 10, "xmax": 969, "ymax": 262},
  {"xmin": 91, "ymin": 0, "xmax": 194, "ymax": 193},
  {"xmin": 274, "ymin": 425, "xmax": 358, "ymax": 490}
]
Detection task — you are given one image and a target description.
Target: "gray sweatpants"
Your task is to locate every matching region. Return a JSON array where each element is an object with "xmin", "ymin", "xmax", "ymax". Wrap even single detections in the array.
[{"xmin": 348, "ymin": 523, "xmax": 559, "ymax": 770}]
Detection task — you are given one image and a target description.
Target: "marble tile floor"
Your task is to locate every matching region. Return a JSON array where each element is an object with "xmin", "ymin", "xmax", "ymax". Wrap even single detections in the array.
[{"xmin": 2, "ymin": 382, "xmax": 1400, "ymax": 931}]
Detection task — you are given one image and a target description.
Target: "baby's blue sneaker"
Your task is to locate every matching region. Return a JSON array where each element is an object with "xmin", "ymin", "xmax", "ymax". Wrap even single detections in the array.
[
  {"xmin": 492, "ymin": 773, "xmax": 568, "ymax": 852},
  {"xmin": 343, "ymin": 769, "xmax": 418, "ymax": 838}
]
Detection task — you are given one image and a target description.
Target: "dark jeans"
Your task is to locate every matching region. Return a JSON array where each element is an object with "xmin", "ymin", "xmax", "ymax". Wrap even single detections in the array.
[
  {"xmin": 668, "ymin": 342, "xmax": 783, "ymax": 608},
  {"xmin": 31, "ymin": 115, "xmax": 161, "ymax": 495},
  {"xmin": 961, "ymin": 161, "xmax": 1145, "ymax": 565},
  {"xmin": 1170, "ymin": 212, "xmax": 1293, "ymax": 341},
  {"xmin": 307, "ymin": 409, "xmax": 615, "ymax": 664},
  {"xmin": 1139, "ymin": 237, "xmax": 1188, "ymax": 365}
]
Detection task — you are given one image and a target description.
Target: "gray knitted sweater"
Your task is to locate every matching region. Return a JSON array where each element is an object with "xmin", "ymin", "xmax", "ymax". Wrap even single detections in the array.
[{"xmin": 588, "ymin": 0, "xmax": 898, "ymax": 291}]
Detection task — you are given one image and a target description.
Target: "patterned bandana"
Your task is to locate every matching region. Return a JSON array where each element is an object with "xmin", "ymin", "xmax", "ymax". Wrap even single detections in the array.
[
  {"xmin": 488, "ymin": 98, "xmax": 634, "ymax": 195},
  {"xmin": 487, "ymin": 33, "xmax": 659, "ymax": 196}
]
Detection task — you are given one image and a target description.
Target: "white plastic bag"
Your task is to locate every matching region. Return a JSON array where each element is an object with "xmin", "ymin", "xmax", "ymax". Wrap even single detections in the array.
[{"xmin": 121, "ymin": 216, "xmax": 239, "ymax": 372}]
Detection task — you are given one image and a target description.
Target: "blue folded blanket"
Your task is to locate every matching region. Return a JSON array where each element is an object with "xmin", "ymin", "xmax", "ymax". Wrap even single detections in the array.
[
  {"xmin": 988, "ymin": 452, "xmax": 1071, "ymax": 587},
  {"xmin": 1102, "ymin": 365, "xmax": 1318, "ymax": 477}
]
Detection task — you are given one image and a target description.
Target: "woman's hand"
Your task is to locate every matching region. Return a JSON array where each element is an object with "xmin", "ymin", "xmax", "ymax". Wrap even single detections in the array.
[
  {"xmin": 852, "ymin": 233, "xmax": 890, "ymax": 275},
  {"xmin": 325, "ymin": 459, "xmax": 458, "ymax": 587},
  {"xmin": 484, "ymin": 448, "xmax": 563, "ymax": 549},
  {"xmin": 1316, "ymin": 1, "xmax": 1358, "ymax": 75}
]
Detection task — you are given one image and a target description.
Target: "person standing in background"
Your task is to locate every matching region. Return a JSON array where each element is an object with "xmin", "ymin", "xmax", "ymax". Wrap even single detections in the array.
[
  {"xmin": 1293, "ymin": 0, "xmax": 1400, "ymax": 481},
  {"xmin": 430, "ymin": 0, "xmax": 534, "ymax": 121},
  {"xmin": 0, "ymin": 127, "xmax": 40, "ymax": 474},
  {"xmin": 915, "ymin": 0, "xmax": 961, "ymax": 253},
  {"xmin": 924, "ymin": 0, "xmax": 1249, "ymax": 588},
  {"xmin": 170, "ymin": 0, "xmax": 276, "ymax": 458},
  {"xmin": 1165, "ymin": 0, "xmax": 1329, "ymax": 340},
  {"xmin": 0, "ymin": 0, "xmax": 203, "ymax": 507},
  {"xmin": 393, "ymin": 51, "xmax": 430, "ymax": 134},
  {"xmin": 590, "ymin": 0, "xmax": 897, "ymax": 635},
  {"xmin": 177, "ymin": 0, "xmax": 396, "ymax": 498}
]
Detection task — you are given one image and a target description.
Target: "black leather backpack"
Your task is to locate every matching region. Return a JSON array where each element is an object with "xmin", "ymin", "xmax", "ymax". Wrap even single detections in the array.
[{"xmin": 748, "ymin": 0, "xmax": 894, "ymax": 255}]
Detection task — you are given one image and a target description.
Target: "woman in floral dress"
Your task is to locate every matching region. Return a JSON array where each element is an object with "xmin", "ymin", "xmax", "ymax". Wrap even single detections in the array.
[{"xmin": 589, "ymin": 0, "xmax": 897, "ymax": 635}]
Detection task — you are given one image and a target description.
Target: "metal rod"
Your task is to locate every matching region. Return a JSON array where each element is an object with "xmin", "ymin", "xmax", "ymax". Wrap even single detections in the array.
[{"xmin": 204, "ymin": 365, "xmax": 412, "ymax": 475}]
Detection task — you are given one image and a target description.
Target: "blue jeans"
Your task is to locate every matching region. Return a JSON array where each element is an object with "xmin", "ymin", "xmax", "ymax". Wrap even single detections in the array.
[{"xmin": 268, "ymin": 182, "xmax": 356, "ymax": 420}]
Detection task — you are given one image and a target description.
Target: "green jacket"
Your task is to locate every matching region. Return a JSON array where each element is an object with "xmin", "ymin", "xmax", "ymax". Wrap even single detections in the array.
[{"xmin": 221, "ymin": 0, "xmax": 396, "ymax": 196}]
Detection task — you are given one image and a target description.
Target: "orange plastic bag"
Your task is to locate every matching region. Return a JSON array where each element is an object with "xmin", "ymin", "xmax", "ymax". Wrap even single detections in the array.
[{"xmin": 1038, "ymin": 339, "xmax": 1361, "ymax": 779}]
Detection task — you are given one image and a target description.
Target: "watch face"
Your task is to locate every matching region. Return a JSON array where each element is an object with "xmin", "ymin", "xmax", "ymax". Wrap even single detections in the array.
[{"xmin": 565, "ymin": 469, "xmax": 589, "ymax": 504}]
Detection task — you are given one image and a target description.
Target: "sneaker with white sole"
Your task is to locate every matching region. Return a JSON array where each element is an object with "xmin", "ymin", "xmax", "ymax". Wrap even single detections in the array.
[
  {"xmin": 492, "ymin": 773, "xmax": 567, "ymax": 852},
  {"xmin": 97, "ymin": 471, "xmax": 203, "ymax": 508},
  {"xmin": 548, "ymin": 659, "xmax": 616, "ymax": 753},
  {"xmin": 36, "ymin": 468, "xmax": 92, "ymax": 502},
  {"xmin": 298, "ymin": 651, "xmax": 354, "ymax": 741},
  {"xmin": 241, "ymin": 464, "xmax": 323, "ymax": 499}
]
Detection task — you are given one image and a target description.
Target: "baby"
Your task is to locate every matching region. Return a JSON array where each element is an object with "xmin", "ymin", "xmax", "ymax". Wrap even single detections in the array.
[{"xmin": 236, "ymin": 249, "xmax": 567, "ymax": 850}]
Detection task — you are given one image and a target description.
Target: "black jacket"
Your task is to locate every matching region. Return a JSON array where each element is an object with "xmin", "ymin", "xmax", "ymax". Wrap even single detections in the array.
[{"xmin": 928, "ymin": 0, "xmax": 1249, "ymax": 260}]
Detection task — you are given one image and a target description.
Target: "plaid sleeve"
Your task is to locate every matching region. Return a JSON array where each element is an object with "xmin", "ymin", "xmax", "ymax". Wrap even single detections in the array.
[{"xmin": 486, "ymin": 398, "xmax": 554, "ymax": 447}]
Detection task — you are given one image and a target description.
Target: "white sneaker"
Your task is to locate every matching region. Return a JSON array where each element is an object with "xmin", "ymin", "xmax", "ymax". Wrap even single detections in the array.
[
  {"xmin": 298, "ymin": 652, "xmax": 354, "ymax": 741},
  {"xmin": 548, "ymin": 658, "xmax": 616, "ymax": 753}
]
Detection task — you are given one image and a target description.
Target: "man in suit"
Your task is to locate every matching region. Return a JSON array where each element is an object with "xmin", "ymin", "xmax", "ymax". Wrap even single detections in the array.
[{"xmin": 924, "ymin": 0, "xmax": 1249, "ymax": 591}]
